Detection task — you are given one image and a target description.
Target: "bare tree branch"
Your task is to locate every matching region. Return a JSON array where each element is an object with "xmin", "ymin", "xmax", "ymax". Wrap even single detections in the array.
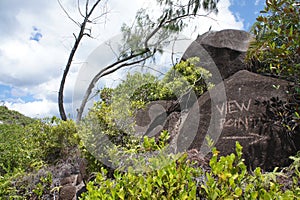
[
  {"xmin": 75, "ymin": 3, "xmax": 218, "ymax": 122},
  {"xmin": 64, "ymin": 0, "xmax": 220, "ymax": 121},
  {"xmin": 91, "ymin": 9, "xmax": 111, "ymax": 23},
  {"xmin": 58, "ymin": 0, "xmax": 105, "ymax": 120},
  {"xmin": 76, "ymin": 49, "xmax": 154, "ymax": 122},
  {"xmin": 57, "ymin": 0, "xmax": 80, "ymax": 27},
  {"xmin": 85, "ymin": 0, "xmax": 89, "ymax": 16},
  {"xmin": 77, "ymin": 0, "xmax": 85, "ymax": 18}
]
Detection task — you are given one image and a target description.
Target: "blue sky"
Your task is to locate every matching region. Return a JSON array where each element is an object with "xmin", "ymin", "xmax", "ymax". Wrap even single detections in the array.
[
  {"xmin": 0, "ymin": 0, "xmax": 266, "ymax": 118},
  {"xmin": 30, "ymin": 26, "xmax": 43, "ymax": 42},
  {"xmin": 229, "ymin": 0, "xmax": 265, "ymax": 31}
]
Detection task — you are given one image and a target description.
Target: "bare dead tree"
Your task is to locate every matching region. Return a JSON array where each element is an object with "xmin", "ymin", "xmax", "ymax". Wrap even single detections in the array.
[
  {"xmin": 76, "ymin": 0, "xmax": 220, "ymax": 122},
  {"xmin": 58, "ymin": 0, "xmax": 108, "ymax": 120}
]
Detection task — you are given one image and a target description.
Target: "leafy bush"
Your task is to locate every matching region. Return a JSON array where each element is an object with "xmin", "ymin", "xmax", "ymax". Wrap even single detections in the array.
[
  {"xmin": 0, "ymin": 124, "xmax": 34, "ymax": 175},
  {"xmin": 80, "ymin": 131, "xmax": 202, "ymax": 200},
  {"xmin": 0, "ymin": 117, "xmax": 78, "ymax": 199},
  {"xmin": 114, "ymin": 72, "xmax": 161, "ymax": 103},
  {"xmin": 247, "ymin": 0, "xmax": 300, "ymax": 80},
  {"xmin": 80, "ymin": 141, "xmax": 300, "ymax": 199},
  {"xmin": 81, "ymin": 155, "xmax": 200, "ymax": 200},
  {"xmin": 161, "ymin": 57, "xmax": 212, "ymax": 99},
  {"xmin": 79, "ymin": 57, "xmax": 211, "ymax": 175},
  {"xmin": 200, "ymin": 142, "xmax": 300, "ymax": 199},
  {"xmin": 23, "ymin": 118, "xmax": 79, "ymax": 163}
]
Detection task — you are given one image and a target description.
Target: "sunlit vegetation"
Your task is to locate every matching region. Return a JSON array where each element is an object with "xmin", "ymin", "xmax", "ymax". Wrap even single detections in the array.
[
  {"xmin": 0, "ymin": 116, "xmax": 78, "ymax": 198},
  {"xmin": 1, "ymin": 0, "xmax": 300, "ymax": 199}
]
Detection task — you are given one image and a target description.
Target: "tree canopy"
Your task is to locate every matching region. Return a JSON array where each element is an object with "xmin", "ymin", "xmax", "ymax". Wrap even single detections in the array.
[{"xmin": 247, "ymin": 0, "xmax": 300, "ymax": 80}]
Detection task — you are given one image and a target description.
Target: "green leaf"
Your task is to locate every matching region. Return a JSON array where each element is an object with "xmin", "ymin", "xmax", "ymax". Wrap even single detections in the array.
[
  {"xmin": 234, "ymin": 187, "xmax": 243, "ymax": 197},
  {"xmin": 117, "ymin": 187, "xmax": 125, "ymax": 200}
]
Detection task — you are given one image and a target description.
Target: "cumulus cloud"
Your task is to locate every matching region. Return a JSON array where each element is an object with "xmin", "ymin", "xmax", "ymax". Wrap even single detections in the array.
[
  {"xmin": 181, "ymin": 0, "xmax": 244, "ymax": 37},
  {"xmin": 6, "ymin": 99, "xmax": 59, "ymax": 118},
  {"xmin": 0, "ymin": 0, "xmax": 55, "ymax": 38}
]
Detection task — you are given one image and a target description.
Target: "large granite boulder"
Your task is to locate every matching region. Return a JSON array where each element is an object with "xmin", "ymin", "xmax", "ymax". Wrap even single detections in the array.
[
  {"xmin": 133, "ymin": 29, "xmax": 298, "ymax": 171},
  {"xmin": 135, "ymin": 70, "xmax": 299, "ymax": 170},
  {"xmin": 182, "ymin": 29, "xmax": 253, "ymax": 82},
  {"xmin": 180, "ymin": 70, "xmax": 298, "ymax": 171}
]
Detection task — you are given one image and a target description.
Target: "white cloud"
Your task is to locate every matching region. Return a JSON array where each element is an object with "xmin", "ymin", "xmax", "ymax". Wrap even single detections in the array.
[
  {"xmin": 182, "ymin": 0, "xmax": 244, "ymax": 37},
  {"xmin": 0, "ymin": 0, "xmax": 244, "ymax": 118},
  {"xmin": 6, "ymin": 99, "xmax": 58, "ymax": 118},
  {"xmin": 10, "ymin": 87, "xmax": 28, "ymax": 97},
  {"xmin": 0, "ymin": 39, "xmax": 65, "ymax": 86}
]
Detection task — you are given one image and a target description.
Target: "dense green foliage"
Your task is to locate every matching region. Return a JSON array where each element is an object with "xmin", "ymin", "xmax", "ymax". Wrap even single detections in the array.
[
  {"xmin": 0, "ymin": 106, "xmax": 35, "ymax": 125},
  {"xmin": 81, "ymin": 157, "xmax": 200, "ymax": 199},
  {"xmin": 1, "ymin": 1, "xmax": 300, "ymax": 199},
  {"xmin": 80, "ymin": 131, "xmax": 199, "ymax": 199},
  {"xmin": 247, "ymin": 0, "xmax": 300, "ymax": 79},
  {"xmin": 0, "ymin": 114, "xmax": 78, "ymax": 199},
  {"xmin": 0, "ymin": 118, "xmax": 78, "ymax": 175},
  {"xmin": 78, "ymin": 58, "xmax": 211, "ymax": 172},
  {"xmin": 161, "ymin": 57, "xmax": 212, "ymax": 98},
  {"xmin": 200, "ymin": 143, "xmax": 300, "ymax": 199},
  {"xmin": 81, "ymin": 142, "xmax": 300, "ymax": 199}
]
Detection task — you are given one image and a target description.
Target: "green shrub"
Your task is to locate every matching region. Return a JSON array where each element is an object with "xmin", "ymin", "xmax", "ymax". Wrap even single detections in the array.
[
  {"xmin": 114, "ymin": 72, "xmax": 161, "ymax": 103},
  {"xmin": 80, "ymin": 131, "xmax": 201, "ymax": 200},
  {"xmin": 81, "ymin": 155, "xmax": 200, "ymax": 200},
  {"xmin": 80, "ymin": 57, "xmax": 211, "ymax": 153},
  {"xmin": 247, "ymin": 0, "xmax": 300, "ymax": 80},
  {"xmin": 0, "ymin": 124, "xmax": 32, "ymax": 174},
  {"xmin": 161, "ymin": 57, "xmax": 212, "ymax": 99},
  {"xmin": 24, "ymin": 118, "xmax": 79, "ymax": 163},
  {"xmin": 80, "ymin": 141, "xmax": 300, "ymax": 199},
  {"xmin": 0, "ymin": 118, "xmax": 78, "ymax": 199},
  {"xmin": 200, "ymin": 142, "xmax": 300, "ymax": 199}
]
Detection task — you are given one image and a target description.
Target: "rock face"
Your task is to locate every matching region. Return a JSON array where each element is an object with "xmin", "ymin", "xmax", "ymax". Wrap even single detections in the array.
[
  {"xmin": 135, "ymin": 100, "xmax": 175, "ymax": 137},
  {"xmin": 57, "ymin": 163, "xmax": 86, "ymax": 200},
  {"xmin": 182, "ymin": 29, "xmax": 253, "ymax": 82},
  {"xmin": 135, "ymin": 70, "xmax": 299, "ymax": 170},
  {"xmin": 59, "ymin": 185, "xmax": 77, "ymax": 200},
  {"xmin": 179, "ymin": 70, "xmax": 297, "ymax": 170}
]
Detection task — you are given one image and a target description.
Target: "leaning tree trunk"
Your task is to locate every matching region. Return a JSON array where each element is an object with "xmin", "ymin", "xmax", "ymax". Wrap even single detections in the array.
[
  {"xmin": 58, "ymin": 0, "xmax": 103, "ymax": 120},
  {"xmin": 58, "ymin": 19, "xmax": 87, "ymax": 121}
]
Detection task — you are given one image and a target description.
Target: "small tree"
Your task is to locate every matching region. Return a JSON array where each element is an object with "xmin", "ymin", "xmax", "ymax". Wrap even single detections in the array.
[
  {"xmin": 57, "ymin": 0, "xmax": 219, "ymax": 121},
  {"xmin": 58, "ymin": 0, "xmax": 108, "ymax": 121},
  {"xmin": 76, "ymin": 0, "xmax": 220, "ymax": 122}
]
